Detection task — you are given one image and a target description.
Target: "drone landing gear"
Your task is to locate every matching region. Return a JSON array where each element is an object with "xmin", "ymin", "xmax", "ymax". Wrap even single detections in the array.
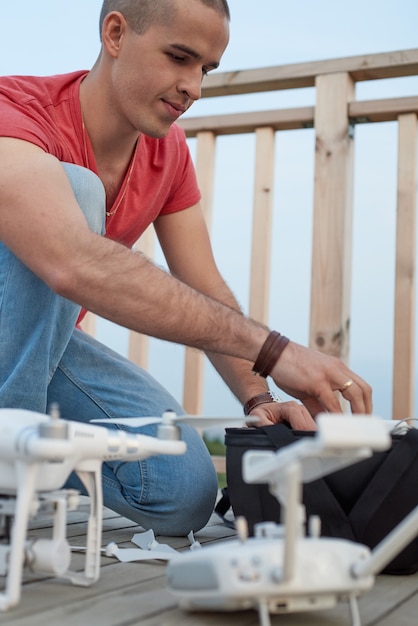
[
  {"xmin": 0, "ymin": 460, "xmax": 75, "ymax": 610},
  {"xmin": 0, "ymin": 463, "xmax": 103, "ymax": 611},
  {"xmin": 258, "ymin": 599, "xmax": 271, "ymax": 626},
  {"xmin": 256, "ymin": 594, "xmax": 361, "ymax": 626},
  {"xmin": 348, "ymin": 594, "xmax": 361, "ymax": 626}
]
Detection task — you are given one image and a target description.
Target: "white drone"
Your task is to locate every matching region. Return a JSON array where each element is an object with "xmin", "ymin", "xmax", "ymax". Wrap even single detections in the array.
[
  {"xmin": 0, "ymin": 406, "xmax": 249, "ymax": 611},
  {"xmin": 167, "ymin": 414, "xmax": 418, "ymax": 626}
]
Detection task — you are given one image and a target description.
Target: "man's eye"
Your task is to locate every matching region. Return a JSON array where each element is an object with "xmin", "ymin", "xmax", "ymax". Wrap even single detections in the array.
[{"xmin": 169, "ymin": 53, "xmax": 186, "ymax": 63}]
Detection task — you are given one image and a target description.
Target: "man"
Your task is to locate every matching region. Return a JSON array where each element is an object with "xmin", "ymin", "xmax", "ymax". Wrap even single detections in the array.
[{"xmin": 0, "ymin": 0, "xmax": 371, "ymax": 534}]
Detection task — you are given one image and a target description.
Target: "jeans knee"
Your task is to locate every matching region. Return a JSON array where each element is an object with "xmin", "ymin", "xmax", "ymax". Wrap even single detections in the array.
[
  {"xmin": 106, "ymin": 426, "xmax": 219, "ymax": 536},
  {"xmin": 61, "ymin": 163, "xmax": 106, "ymax": 235}
]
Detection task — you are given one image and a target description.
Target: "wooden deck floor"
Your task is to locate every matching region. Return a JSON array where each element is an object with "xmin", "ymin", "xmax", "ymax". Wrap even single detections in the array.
[{"xmin": 1, "ymin": 496, "xmax": 418, "ymax": 626}]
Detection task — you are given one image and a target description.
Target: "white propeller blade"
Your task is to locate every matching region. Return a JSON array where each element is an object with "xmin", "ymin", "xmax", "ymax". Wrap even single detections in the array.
[
  {"xmin": 104, "ymin": 540, "xmax": 179, "ymax": 562},
  {"xmin": 91, "ymin": 413, "xmax": 256, "ymax": 429},
  {"xmin": 131, "ymin": 530, "xmax": 179, "ymax": 555},
  {"xmin": 72, "ymin": 529, "xmax": 200, "ymax": 563}
]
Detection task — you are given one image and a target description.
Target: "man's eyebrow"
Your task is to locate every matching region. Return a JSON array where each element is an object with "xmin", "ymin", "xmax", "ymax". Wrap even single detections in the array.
[{"xmin": 170, "ymin": 43, "xmax": 220, "ymax": 70}]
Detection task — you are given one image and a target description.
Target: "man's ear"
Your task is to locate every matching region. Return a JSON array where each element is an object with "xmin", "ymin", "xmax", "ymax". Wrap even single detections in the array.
[{"xmin": 101, "ymin": 11, "xmax": 128, "ymax": 58}]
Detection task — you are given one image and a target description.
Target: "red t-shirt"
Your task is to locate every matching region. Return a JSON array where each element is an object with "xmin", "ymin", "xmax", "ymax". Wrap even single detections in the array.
[
  {"xmin": 0, "ymin": 70, "xmax": 201, "ymax": 324},
  {"xmin": 0, "ymin": 70, "xmax": 201, "ymax": 247}
]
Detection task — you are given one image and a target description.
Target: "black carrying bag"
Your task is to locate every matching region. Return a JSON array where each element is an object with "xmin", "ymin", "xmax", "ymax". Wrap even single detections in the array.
[{"xmin": 221, "ymin": 423, "xmax": 418, "ymax": 575}]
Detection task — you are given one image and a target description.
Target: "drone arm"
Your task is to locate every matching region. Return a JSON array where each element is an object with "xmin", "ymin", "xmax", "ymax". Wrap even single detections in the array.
[
  {"xmin": 64, "ymin": 422, "xmax": 187, "ymax": 464},
  {"xmin": 126, "ymin": 434, "xmax": 187, "ymax": 459}
]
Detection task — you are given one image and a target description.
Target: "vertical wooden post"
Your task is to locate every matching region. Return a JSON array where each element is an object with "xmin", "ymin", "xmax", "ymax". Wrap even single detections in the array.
[
  {"xmin": 128, "ymin": 225, "xmax": 155, "ymax": 368},
  {"xmin": 392, "ymin": 113, "xmax": 418, "ymax": 420},
  {"xmin": 310, "ymin": 73, "xmax": 355, "ymax": 361},
  {"xmin": 249, "ymin": 127, "xmax": 276, "ymax": 323},
  {"xmin": 183, "ymin": 131, "xmax": 216, "ymax": 414}
]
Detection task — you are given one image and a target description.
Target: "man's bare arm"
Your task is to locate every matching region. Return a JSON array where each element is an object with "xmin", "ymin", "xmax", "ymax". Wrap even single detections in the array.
[
  {"xmin": 0, "ymin": 138, "xmax": 372, "ymax": 416},
  {"xmin": 154, "ymin": 205, "xmax": 271, "ymax": 402},
  {"xmin": 154, "ymin": 204, "xmax": 372, "ymax": 418},
  {"xmin": 0, "ymin": 138, "xmax": 267, "ymax": 358}
]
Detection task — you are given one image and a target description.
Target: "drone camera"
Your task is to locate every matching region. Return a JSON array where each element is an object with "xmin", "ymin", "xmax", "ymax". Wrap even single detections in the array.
[{"xmin": 26, "ymin": 537, "xmax": 71, "ymax": 576}]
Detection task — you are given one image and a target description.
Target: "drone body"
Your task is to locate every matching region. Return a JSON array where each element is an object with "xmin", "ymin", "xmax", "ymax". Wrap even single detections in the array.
[
  {"xmin": 0, "ymin": 407, "xmax": 186, "ymax": 611},
  {"xmin": 167, "ymin": 415, "xmax": 418, "ymax": 626},
  {"xmin": 0, "ymin": 407, "xmax": 251, "ymax": 611},
  {"xmin": 167, "ymin": 532, "xmax": 374, "ymax": 619}
]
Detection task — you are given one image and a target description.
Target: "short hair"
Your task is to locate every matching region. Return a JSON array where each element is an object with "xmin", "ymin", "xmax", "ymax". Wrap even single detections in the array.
[{"xmin": 99, "ymin": 0, "xmax": 230, "ymax": 40}]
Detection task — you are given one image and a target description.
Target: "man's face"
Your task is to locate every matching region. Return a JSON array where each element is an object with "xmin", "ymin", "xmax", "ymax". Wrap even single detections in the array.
[{"xmin": 109, "ymin": 0, "xmax": 229, "ymax": 138}]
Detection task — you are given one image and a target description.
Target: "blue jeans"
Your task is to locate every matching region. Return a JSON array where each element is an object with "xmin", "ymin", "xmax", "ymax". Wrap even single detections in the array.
[{"xmin": 0, "ymin": 163, "xmax": 218, "ymax": 535}]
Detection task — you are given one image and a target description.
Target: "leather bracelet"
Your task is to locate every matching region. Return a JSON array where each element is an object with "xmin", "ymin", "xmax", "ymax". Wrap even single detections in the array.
[
  {"xmin": 252, "ymin": 331, "xmax": 290, "ymax": 378},
  {"xmin": 243, "ymin": 391, "xmax": 281, "ymax": 416}
]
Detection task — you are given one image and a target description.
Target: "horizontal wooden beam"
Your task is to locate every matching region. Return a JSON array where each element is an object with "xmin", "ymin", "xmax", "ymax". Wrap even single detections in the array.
[
  {"xmin": 200, "ymin": 49, "xmax": 418, "ymax": 98},
  {"xmin": 180, "ymin": 106, "xmax": 314, "ymax": 137},
  {"xmin": 349, "ymin": 95, "xmax": 418, "ymax": 123},
  {"xmin": 179, "ymin": 96, "xmax": 418, "ymax": 137}
]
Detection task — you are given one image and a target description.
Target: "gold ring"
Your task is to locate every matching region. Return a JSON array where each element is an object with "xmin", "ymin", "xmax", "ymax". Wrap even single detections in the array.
[{"xmin": 339, "ymin": 379, "xmax": 354, "ymax": 392}]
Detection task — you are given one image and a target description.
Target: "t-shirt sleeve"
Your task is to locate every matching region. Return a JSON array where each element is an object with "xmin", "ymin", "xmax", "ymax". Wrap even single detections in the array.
[{"xmin": 0, "ymin": 92, "xmax": 54, "ymax": 152}]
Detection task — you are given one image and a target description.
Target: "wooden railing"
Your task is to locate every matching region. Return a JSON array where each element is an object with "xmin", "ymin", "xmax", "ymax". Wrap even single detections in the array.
[{"xmin": 83, "ymin": 48, "xmax": 418, "ymax": 424}]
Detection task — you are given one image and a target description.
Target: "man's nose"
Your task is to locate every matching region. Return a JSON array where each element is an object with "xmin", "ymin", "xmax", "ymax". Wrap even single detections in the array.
[{"xmin": 178, "ymin": 70, "xmax": 202, "ymax": 102}]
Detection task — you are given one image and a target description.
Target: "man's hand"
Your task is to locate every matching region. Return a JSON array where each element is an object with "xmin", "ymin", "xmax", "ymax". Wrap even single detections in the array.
[
  {"xmin": 247, "ymin": 399, "xmax": 317, "ymax": 430},
  {"xmin": 270, "ymin": 340, "xmax": 373, "ymax": 417}
]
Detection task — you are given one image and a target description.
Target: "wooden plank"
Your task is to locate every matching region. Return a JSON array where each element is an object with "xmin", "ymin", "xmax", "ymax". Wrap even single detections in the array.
[
  {"xmin": 371, "ymin": 590, "xmax": 418, "ymax": 626},
  {"xmin": 195, "ymin": 131, "xmax": 217, "ymax": 228},
  {"xmin": 138, "ymin": 575, "xmax": 418, "ymax": 626},
  {"xmin": 199, "ymin": 49, "xmax": 418, "ymax": 98},
  {"xmin": 183, "ymin": 132, "xmax": 216, "ymax": 414},
  {"xmin": 3, "ymin": 504, "xmax": 418, "ymax": 626},
  {"xmin": 179, "ymin": 107, "xmax": 314, "ymax": 137},
  {"xmin": 249, "ymin": 127, "xmax": 276, "ymax": 323},
  {"xmin": 1, "ymin": 511, "xmax": 236, "ymax": 621},
  {"xmin": 180, "ymin": 96, "xmax": 418, "ymax": 139},
  {"xmin": 6, "ymin": 571, "xmax": 418, "ymax": 626},
  {"xmin": 1, "ymin": 568, "xmax": 170, "ymax": 625},
  {"xmin": 356, "ymin": 574, "xmax": 418, "ymax": 625},
  {"xmin": 309, "ymin": 73, "xmax": 355, "ymax": 360},
  {"xmin": 127, "ymin": 330, "xmax": 149, "ymax": 369},
  {"xmin": 349, "ymin": 95, "xmax": 418, "ymax": 124},
  {"xmin": 392, "ymin": 113, "xmax": 418, "ymax": 420}
]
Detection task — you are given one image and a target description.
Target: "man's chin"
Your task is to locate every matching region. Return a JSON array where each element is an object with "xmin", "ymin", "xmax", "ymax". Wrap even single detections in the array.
[{"xmin": 140, "ymin": 120, "xmax": 173, "ymax": 139}]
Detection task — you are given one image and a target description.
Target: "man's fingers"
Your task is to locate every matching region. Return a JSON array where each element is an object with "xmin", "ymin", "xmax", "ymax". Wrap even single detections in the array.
[
  {"xmin": 302, "ymin": 396, "xmax": 328, "ymax": 417},
  {"xmin": 273, "ymin": 401, "xmax": 317, "ymax": 430},
  {"xmin": 248, "ymin": 400, "xmax": 317, "ymax": 431},
  {"xmin": 337, "ymin": 377, "xmax": 373, "ymax": 414},
  {"xmin": 303, "ymin": 390, "xmax": 342, "ymax": 416},
  {"xmin": 287, "ymin": 407, "xmax": 317, "ymax": 430}
]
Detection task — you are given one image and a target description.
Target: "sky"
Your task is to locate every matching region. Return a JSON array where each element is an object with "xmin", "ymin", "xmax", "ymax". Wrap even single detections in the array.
[{"xmin": 1, "ymin": 1, "xmax": 418, "ymax": 421}]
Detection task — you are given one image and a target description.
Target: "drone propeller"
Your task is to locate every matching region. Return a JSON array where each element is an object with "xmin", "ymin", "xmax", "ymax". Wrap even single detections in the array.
[{"xmin": 91, "ymin": 411, "xmax": 257, "ymax": 430}]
